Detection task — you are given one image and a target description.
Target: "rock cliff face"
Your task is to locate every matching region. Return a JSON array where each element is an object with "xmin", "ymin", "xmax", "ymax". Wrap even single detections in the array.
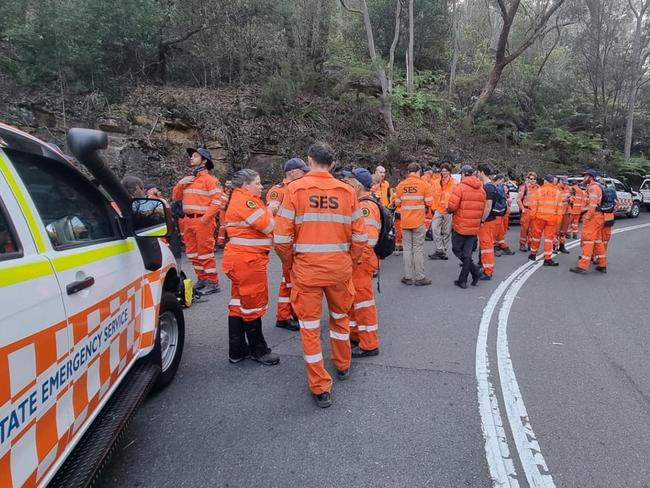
[{"xmin": 0, "ymin": 80, "xmax": 584, "ymax": 197}]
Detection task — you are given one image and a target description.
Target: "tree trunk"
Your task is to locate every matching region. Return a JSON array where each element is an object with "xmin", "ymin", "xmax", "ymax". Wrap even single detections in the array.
[
  {"xmin": 448, "ymin": 0, "xmax": 460, "ymax": 97},
  {"xmin": 407, "ymin": 0, "xmax": 415, "ymax": 93},
  {"xmin": 470, "ymin": 62, "xmax": 505, "ymax": 120},
  {"xmin": 624, "ymin": 0, "xmax": 649, "ymax": 159}
]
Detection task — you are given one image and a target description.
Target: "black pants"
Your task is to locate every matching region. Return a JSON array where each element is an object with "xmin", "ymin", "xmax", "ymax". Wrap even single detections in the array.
[
  {"xmin": 451, "ymin": 231, "xmax": 480, "ymax": 284},
  {"xmin": 228, "ymin": 316, "xmax": 269, "ymax": 360}
]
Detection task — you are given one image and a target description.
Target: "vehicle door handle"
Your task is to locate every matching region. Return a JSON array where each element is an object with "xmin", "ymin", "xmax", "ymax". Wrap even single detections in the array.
[{"xmin": 66, "ymin": 276, "xmax": 95, "ymax": 295}]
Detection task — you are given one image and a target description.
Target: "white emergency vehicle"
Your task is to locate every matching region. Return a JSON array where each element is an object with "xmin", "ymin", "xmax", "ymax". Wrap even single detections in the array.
[
  {"xmin": 0, "ymin": 123, "xmax": 185, "ymax": 487},
  {"xmin": 567, "ymin": 175, "xmax": 641, "ymax": 218},
  {"xmin": 639, "ymin": 176, "xmax": 650, "ymax": 210}
]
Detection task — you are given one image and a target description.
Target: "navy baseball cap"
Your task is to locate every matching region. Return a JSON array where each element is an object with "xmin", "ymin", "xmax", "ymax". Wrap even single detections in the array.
[
  {"xmin": 342, "ymin": 168, "xmax": 373, "ymax": 189},
  {"xmin": 582, "ymin": 168, "xmax": 599, "ymax": 178},
  {"xmin": 284, "ymin": 158, "xmax": 309, "ymax": 173},
  {"xmin": 543, "ymin": 174, "xmax": 555, "ymax": 182},
  {"xmin": 460, "ymin": 164, "xmax": 475, "ymax": 175}
]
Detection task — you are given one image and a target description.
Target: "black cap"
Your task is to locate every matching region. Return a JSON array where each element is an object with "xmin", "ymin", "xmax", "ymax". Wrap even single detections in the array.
[
  {"xmin": 582, "ymin": 168, "xmax": 599, "ymax": 178},
  {"xmin": 284, "ymin": 158, "xmax": 309, "ymax": 173}
]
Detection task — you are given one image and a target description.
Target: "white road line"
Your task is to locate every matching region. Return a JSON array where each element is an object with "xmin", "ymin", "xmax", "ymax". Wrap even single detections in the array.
[{"xmin": 489, "ymin": 221, "xmax": 650, "ymax": 487}]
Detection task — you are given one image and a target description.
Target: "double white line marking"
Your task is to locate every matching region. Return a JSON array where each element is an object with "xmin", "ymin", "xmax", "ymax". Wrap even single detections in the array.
[{"xmin": 476, "ymin": 221, "xmax": 650, "ymax": 487}]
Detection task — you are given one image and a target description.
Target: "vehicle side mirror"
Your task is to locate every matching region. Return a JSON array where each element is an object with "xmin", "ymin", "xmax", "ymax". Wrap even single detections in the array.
[{"xmin": 131, "ymin": 198, "xmax": 173, "ymax": 238}]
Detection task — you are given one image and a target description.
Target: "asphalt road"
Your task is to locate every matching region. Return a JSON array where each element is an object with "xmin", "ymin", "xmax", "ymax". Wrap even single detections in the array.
[{"xmin": 96, "ymin": 212, "xmax": 650, "ymax": 488}]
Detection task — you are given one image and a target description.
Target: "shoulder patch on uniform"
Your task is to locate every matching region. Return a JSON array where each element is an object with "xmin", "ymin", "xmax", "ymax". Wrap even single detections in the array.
[
  {"xmin": 246, "ymin": 200, "xmax": 257, "ymax": 208},
  {"xmin": 269, "ymin": 190, "xmax": 279, "ymax": 200},
  {"xmin": 362, "ymin": 207, "xmax": 370, "ymax": 217}
]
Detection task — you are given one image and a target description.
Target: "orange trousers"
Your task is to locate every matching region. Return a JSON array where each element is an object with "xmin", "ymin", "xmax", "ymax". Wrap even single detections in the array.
[
  {"xmin": 519, "ymin": 211, "xmax": 533, "ymax": 247},
  {"xmin": 569, "ymin": 213, "xmax": 581, "ymax": 236},
  {"xmin": 291, "ymin": 279, "xmax": 355, "ymax": 395},
  {"xmin": 578, "ymin": 213, "xmax": 606, "ymax": 270},
  {"xmin": 395, "ymin": 218, "xmax": 403, "ymax": 247},
  {"xmin": 349, "ymin": 262, "xmax": 379, "ymax": 351},
  {"xmin": 602, "ymin": 224, "xmax": 612, "ymax": 255},
  {"xmin": 217, "ymin": 209, "xmax": 227, "ymax": 246},
  {"xmin": 182, "ymin": 217, "xmax": 218, "ymax": 283},
  {"xmin": 555, "ymin": 213, "xmax": 571, "ymax": 247},
  {"xmin": 530, "ymin": 218, "xmax": 557, "ymax": 260},
  {"xmin": 276, "ymin": 264, "xmax": 295, "ymax": 321},
  {"xmin": 222, "ymin": 252, "xmax": 269, "ymax": 320},
  {"xmin": 494, "ymin": 215, "xmax": 511, "ymax": 250},
  {"xmin": 479, "ymin": 220, "xmax": 496, "ymax": 277}
]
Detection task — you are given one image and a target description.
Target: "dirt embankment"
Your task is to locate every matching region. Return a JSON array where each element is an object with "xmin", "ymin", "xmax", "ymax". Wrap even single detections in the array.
[{"xmin": 0, "ymin": 81, "xmax": 588, "ymax": 194}]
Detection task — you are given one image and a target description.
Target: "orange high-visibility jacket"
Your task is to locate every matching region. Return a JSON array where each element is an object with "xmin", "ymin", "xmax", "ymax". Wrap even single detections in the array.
[
  {"xmin": 434, "ymin": 176, "xmax": 457, "ymax": 214},
  {"xmin": 530, "ymin": 182, "xmax": 562, "ymax": 222},
  {"xmin": 359, "ymin": 196, "xmax": 381, "ymax": 269},
  {"xmin": 224, "ymin": 188, "xmax": 275, "ymax": 253},
  {"xmin": 265, "ymin": 178, "xmax": 289, "ymax": 215},
  {"xmin": 584, "ymin": 182, "xmax": 603, "ymax": 220},
  {"xmin": 558, "ymin": 185, "xmax": 571, "ymax": 214},
  {"xmin": 394, "ymin": 175, "xmax": 434, "ymax": 229},
  {"xmin": 172, "ymin": 169, "xmax": 227, "ymax": 219},
  {"xmin": 371, "ymin": 180, "xmax": 390, "ymax": 206},
  {"xmin": 274, "ymin": 171, "xmax": 367, "ymax": 286},
  {"xmin": 569, "ymin": 185, "xmax": 586, "ymax": 215},
  {"xmin": 517, "ymin": 183, "xmax": 538, "ymax": 212}
]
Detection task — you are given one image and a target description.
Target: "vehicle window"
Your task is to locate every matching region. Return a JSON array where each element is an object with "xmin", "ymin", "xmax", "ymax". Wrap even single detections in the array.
[
  {"xmin": 0, "ymin": 201, "xmax": 21, "ymax": 259},
  {"xmin": 8, "ymin": 149, "xmax": 119, "ymax": 249},
  {"xmin": 641, "ymin": 181, "xmax": 650, "ymax": 190},
  {"xmin": 613, "ymin": 181, "xmax": 626, "ymax": 192}
]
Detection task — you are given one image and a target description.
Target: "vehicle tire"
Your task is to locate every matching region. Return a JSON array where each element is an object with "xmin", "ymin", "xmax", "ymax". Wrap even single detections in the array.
[
  {"xmin": 150, "ymin": 291, "xmax": 185, "ymax": 390},
  {"xmin": 628, "ymin": 202, "xmax": 640, "ymax": 218}
]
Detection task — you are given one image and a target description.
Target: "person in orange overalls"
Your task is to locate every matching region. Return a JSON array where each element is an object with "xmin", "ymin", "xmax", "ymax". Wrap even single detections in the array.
[
  {"xmin": 390, "ymin": 182, "xmax": 403, "ymax": 255},
  {"xmin": 568, "ymin": 182, "xmax": 586, "ymax": 238},
  {"xmin": 477, "ymin": 164, "xmax": 498, "ymax": 280},
  {"xmin": 421, "ymin": 166, "xmax": 436, "ymax": 238},
  {"xmin": 342, "ymin": 168, "xmax": 380, "ymax": 358},
  {"xmin": 274, "ymin": 142, "xmax": 367, "ymax": 408},
  {"xmin": 528, "ymin": 175, "xmax": 562, "ymax": 266},
  {"xmin": 222, "ymin": 169, "xmax": 279, "ymax": 366},
  {"xmin": 394, "ymin": 163, "xmax": 435, "ymax": 285},
  {"xmin": 265, "ymin": 158, "xmax": 309, "ymax": 332},
  {"xmin": 555, "ymin": 177, "xmax": 572, "ymax": 254},
  {"xmin": 571, "ymin": 169, "xmax": 607, "ymax": 274},
  {"xmin": 517, "ymin": 171, "xmax": 538, "ymax": 252},
  {"xmin": 173, "ymin": 147, "xmax": 228, "ymax": 294},
  {"xmin": 371, "ymin": 165, "xmax": 390, "ymax": 206},
  {"xmin": 491, "ymin": 174, "xmax": 515, "ymax": 256}
]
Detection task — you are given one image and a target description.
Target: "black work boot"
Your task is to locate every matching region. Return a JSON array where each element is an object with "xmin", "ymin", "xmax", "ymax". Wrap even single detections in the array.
[
  {"xmin": 454, "ymin": 280, "xmax": 468, "ymax": 289},
  {"xmin": 501, "ymin": 248, "xmax": 515, "ymax": 255},
  {"xmin": 519, "ymin": 244, "xmax": 528, "ymax": 252},
  {"xmin": 228, "ymin": 316, "xmax": 249, "ymax": 363},
  {"xmin": 470, "ymin": 263, "xmax": 481, "ymax": 286},
  {"xmin": 352, "ymin": 346, "xmax": 379, "ymax": 358},
  {"xmin": 559, "ymin": 244, "xmax": 570, "ymax": 254},
  {"xmin": 543, "ymin": 259, "xmax": 559, "ymax": 267},
  {"xmin": 243, "ymin": 318, "xmax": 279, "ymax": 365},
  {"xmin": 276, "ymin": 319, "xmax": 299, "ymax": 331},
  {"xmin": 314, "ymin": 392, "xmax": 332, "ymax": 408},
  {"xmin": 528, "ymin": 253, "xmax": 536, "ymax": 261},
  {"xmin": 336, "ymin": 368, "xmax": 351, "ymax": 380},
  {"xmin": 569, "ymin": 267, "xmax": 587, "ymax": 274},
  {"xmin": 595, "ymin": 266, "xmax": 607, "ymax": 273}
]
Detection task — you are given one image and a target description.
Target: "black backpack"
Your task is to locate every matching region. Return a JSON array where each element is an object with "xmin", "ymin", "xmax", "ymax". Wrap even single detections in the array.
[
  {"xmin": 487, "ymin": 183, "xmax": 507, "ymax": 216},
  {"xmin": 598, "ymin": 183, "xmax": 618, "ymax": 213},
  {"xmin": 360, "ymin": 195, "xmax": 395, "ymax": 259}
]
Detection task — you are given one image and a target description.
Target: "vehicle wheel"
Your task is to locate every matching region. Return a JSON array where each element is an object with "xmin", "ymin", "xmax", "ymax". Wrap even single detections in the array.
[
  {"xmin": 628, "ymin": 202, "xmax": 640, "ymax": 218},
  {"xmin": 150, "ymin": 291, "xmax": 185, "ymax": 390}
]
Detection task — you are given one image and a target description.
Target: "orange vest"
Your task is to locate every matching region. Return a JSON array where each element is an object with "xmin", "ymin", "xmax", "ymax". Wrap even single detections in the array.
[
  {"xmin": 518, "ymin": 183, "xmax": 538, "ymax": 211},
  {"xmin": 371, "ymin": 180, "xmax": 390, "ymax": 206},
  {"xmin": 558, "ymin": 185, "xmax": 571, "ymax": 214},
  {"xmin": 394, "ymin": 175, "xmax": 434, "ymax": 229},
  {"xmin": 569, "ymin": 185, "xmax": 585, "ymax": 215},
  {"xmin": 265, "ymin": 178, "xmax": 289, "ymax": 215},
  {"xmin": 274, "ymin": 171, "xmax": 367, "ymax": 286},
  {"xmin": 359, "ymin": 196, "xmax": 381, "ymax": 269},
  {"xmin": 172, "ymin": 169, "xmax": 226, "ymax": 220},
  {"xmin": 530, "ymin": 182, "xmax": 561, "ymax": 222},
  {"xmin": 224, "ymin": 188, "xmax": 274, "ymax": 254},
  {"xmin": 434, "ymin": 176, "xmax": 457, "ymax": 214},
  {"xmin": 584, "ymin": 182, "xmax": 603, "ymax": 220}
]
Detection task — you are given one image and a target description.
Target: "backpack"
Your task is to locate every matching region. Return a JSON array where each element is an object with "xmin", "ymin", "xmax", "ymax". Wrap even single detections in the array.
[
  {"xmin": 177, "ymin": 270, "xmax": 194, "ymax": 308},
  {"xmin": 487, "ymin": 183, "xmax": 507, "ymax": 216},
  {"xmin": 359, "ymin": 195, "xmax": 395, "ymax": 259},
  {"xmin": 598, "ymin": 183, "xmax": 618, "ymax": 213}
]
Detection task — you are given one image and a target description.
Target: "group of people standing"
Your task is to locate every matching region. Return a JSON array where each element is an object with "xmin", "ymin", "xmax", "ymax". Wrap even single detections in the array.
[{"xmin": 169, "ymin": 143, "xmax": 615, "ymax": 408}]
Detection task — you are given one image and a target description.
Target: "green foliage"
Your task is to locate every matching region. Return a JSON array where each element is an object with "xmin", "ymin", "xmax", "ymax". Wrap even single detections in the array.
[
  {"xmin": 528, "ymin": 126, "xmax": 605, "ymax": 164},
  {"xmin": 614, "ymin": 157, "xmax": 650, "ymax": 180},
  {"xmin": 256, "ymin": 75, "xmax": 298, "ymax": 115}
]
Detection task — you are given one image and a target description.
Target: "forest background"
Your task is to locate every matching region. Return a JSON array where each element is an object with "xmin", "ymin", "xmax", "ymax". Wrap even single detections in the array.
[{"xmin": 0, "ymin": 0, "xmax": 649, "ymax": 189}]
